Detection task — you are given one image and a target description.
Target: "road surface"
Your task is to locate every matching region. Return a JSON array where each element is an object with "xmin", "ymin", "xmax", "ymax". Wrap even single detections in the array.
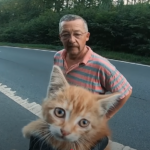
[{"xmin": 0, "ymin": 46, "xmax": 149, "ymax": 150}]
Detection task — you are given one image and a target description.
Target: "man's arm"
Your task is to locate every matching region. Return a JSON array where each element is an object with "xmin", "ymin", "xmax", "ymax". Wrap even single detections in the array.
[
  {"xmin": 105, "ymin": 89, "xmax": 132, "ymax": 120},
  {"xmin": 99, "ymin": 62, "xmax": 133, "ymax": 121}
]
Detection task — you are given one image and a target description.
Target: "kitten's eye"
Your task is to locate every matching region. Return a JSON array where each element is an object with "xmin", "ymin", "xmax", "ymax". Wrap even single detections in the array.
[
  {"xmin": 54, "ymin": 108, "xmax": 65, "ymax": 118},
  {"xmin": 79, "ymin": 119, "xmax": 89, "ymax": 127}
]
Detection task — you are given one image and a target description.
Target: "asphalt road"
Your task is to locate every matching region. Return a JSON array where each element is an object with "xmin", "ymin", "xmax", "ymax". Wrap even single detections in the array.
[
  {"xmin": 0, "ymin": 46, "xmax": 150, "ymax": 150},
  {"xmin": 0, "ymin": 92, "xmax": 38, "ymax": 150}
]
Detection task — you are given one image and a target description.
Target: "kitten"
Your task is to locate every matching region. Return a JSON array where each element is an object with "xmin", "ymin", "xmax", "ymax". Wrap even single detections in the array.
[{"xmin": 22, "ymin": 65, "xmax": 120, "ymax": 150}]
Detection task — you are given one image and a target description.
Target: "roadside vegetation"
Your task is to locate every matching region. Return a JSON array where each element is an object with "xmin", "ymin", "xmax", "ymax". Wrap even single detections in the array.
[{"xmin": 0, "ymin": 0, "xmax": 150, "ymax": 65}]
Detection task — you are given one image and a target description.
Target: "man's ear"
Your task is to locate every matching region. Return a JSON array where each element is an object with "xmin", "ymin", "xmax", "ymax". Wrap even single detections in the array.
[
  {"xmin": 46, "ymin": 65, "xmax": 69, "ymax": 98},
  {"xmin": 96, "ymin": 92, "xmax": 121, "ymax": 116},
  {"xmin": 86, "ymin": 32, "xmax": 90, "ymax": 41}
]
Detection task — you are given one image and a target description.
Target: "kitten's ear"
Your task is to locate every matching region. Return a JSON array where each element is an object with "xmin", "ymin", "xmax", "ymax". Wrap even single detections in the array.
[
  {"xmin": 46, "ymin": 65, "xmax": 69, "ymax": 98},
  {"xmin": 96, "ymin": 92, "xmax": 121, "ymax": 115}
]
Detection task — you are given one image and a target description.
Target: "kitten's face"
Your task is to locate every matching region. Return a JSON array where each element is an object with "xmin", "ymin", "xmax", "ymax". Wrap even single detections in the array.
[
  {"xmin": 43, "ymin": 86, "xmax": 107, "ymax": 142},
  {"xmin": 42, "ymin": 65, "xmax": 120, "ymax": 143}
]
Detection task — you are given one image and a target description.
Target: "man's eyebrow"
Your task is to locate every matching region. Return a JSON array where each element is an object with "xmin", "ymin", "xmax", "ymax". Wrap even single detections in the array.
[
  {"xmin": 73, "ymin": 30, "xmax": 82, "ymax": 32},
  {"xmin": 61, "ymin": 30, "xmax": 82, "ymax": 33}
]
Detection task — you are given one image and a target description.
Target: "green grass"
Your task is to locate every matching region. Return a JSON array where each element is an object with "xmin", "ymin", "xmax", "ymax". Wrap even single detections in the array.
[
  {"xmin": 0, "ymin": 42, "xmax": 150, "ymax": 66},
  {"xmin": 92, "ymin": 48, "xmax": 150, "ymax": 66}
]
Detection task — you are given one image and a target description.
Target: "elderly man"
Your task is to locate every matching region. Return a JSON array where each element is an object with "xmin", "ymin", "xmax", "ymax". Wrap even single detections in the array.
[{"xmin": 28, "ymin": 14, "xmax": 132, "ymax": 150}]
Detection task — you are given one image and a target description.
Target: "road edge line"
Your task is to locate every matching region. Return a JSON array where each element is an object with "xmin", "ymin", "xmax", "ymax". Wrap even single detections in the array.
[{"xmin": 0, "ymin": 45, "xmax": 149, "ymax": 68}]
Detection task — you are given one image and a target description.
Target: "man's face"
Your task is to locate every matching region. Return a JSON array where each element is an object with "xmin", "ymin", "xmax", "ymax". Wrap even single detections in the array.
[{"xmin": 59, "ymin": 19, "xmax": 90, "ymax": 57}]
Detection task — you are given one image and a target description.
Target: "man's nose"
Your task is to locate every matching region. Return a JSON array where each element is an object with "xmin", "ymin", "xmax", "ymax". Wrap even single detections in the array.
[{"xmin": 68, "ymin": 34, "xmax": 76, "ymax": 43}]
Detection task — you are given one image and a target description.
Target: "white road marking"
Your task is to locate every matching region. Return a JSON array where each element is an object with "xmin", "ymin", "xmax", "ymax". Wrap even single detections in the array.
[
  {"xmin": 0, "ymin": 82, "xmax": 42, "ymax": 118},
  {"xmin": 0, "ymin": 82, "xmax": 137, "ymax": 150},
  {"xmin": 109, "ymin": 58, "xmax": 150, "ymax": 68},
  {"xmin": 0, "ymin": 46, "xmax": 56, "ymax": 52},
  {"xmin": 1, "ymin": 45, "xmax": 149, "ymax": 68}
]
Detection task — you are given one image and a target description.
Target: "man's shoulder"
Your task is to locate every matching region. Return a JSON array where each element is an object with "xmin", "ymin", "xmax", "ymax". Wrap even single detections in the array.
[
  {"xmin": 90, "ymin": 51, "xmax": 116, "ymax": 72},
  {"xmin": 87, "ymin": 47, "xmax": 109, "ymax": 63},
  {"xmin": 91, "ymin": 52, "xmax": 109, "ymax": 63},
  {"xmin": 54, "ymin": 49, "xmax": 64, "ymax": 58}
]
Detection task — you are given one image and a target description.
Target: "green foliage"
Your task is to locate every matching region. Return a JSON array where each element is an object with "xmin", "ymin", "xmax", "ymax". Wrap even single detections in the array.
[
  {"xmin": 86, "ymin": 4, "xmax": 150, "ymax": 56},
  {"xmin": 0, "ymin": 0, "xmax": 150, "ymax": 56},
  {"xmin": 0, "ymin": 9, "xmax": 61, "ymax": 44}
]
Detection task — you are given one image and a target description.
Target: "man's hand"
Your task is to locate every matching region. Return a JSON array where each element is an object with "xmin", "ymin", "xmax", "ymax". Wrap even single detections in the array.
[{"xmin": 105, "ymin": 89, "xmax": 132, "ymax": 120}]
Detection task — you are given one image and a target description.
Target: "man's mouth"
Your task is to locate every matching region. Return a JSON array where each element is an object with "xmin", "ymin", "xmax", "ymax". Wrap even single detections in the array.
[
  {"xmin": 68, "ymin": 47, "xmax": 78, "ymax": 49},
  {"xmin": 68, "ymin": 45, "xmax": 78, "ymax": 47}
]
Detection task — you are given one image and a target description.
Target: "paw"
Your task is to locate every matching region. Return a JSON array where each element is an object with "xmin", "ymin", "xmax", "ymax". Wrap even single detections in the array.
[{"xmin": 22, "ymin": 126, "xmax": 32, "ymax": 139}]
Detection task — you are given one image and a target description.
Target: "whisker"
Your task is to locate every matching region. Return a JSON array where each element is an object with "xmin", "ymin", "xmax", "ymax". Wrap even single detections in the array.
[
  {"xmin": 32, "ymin": 136, "xmax": 43, "ymax": 150},
  {"xmin": 72, "ymin": 142, "xmax": 75, "ymax": 150},
  {"xmin": 76, "ymin": 141, "xmax": 80, "ymax": 149},
  {"xmin": 39, "ymin": 133, "xmax": 52, "ymax": 150},
  {"xmin": 74, "ymin": 143, "xmax": 77, "ymax": 150},
  {"xmin": 76, "ymin": 140, "xmax": 82, "ymax": 150},
  {"xmin": 31, "ymin": 128, "xmax": 52, "ymax": 150},
  {"xmin": 40, "ymin": 139, "xmax": 46, "ymax": 150},
  {"xmin": 32, "ymin": 129, "xmax": 49, "ymax": 137},
  {"xmin": 78, "ymin": 137, "xmax": 92, "ymax": 150}
]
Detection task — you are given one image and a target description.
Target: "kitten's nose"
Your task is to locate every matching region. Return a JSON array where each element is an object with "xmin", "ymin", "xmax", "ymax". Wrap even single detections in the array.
[{"xmin": 60, "ymin": 129, "xmax": 70, "ymax": 136}]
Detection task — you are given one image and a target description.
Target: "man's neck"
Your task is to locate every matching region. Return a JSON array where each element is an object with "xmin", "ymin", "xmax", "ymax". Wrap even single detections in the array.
[
  {"xmin": 66, "ymin": 47, "xmax": 88, "ymax": 62},
  {"xmin": 65, "ymin": 46, "xmax": 88, "ymax": 69}
]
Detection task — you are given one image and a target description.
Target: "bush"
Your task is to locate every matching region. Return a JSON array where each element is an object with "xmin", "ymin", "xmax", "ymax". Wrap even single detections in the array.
[{"xmin": 0, "ymin": 2, "xmax": 150, "ymax": 56}]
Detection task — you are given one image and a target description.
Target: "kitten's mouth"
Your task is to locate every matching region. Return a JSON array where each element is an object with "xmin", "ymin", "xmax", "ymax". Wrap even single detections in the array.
[
  {"xmin": 53, "ymin": 133, "xmax": 78, "ymax": 142},
  {"xmin": 54, "ymin": 134, "xmax": 65, "ymax": 140},
  {"xmin": 55, "ymin": 135, "xmax": 73, "ymax": 142}
]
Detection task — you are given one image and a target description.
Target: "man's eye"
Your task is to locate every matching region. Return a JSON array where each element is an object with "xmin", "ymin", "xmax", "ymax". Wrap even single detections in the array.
[
  {"xmin": 74, "ymin": 34, "xmax": 81, "ymax": 36},
  {"xmin": 62, "ymin": 34, "xmax": 69, "ymax": 37}
]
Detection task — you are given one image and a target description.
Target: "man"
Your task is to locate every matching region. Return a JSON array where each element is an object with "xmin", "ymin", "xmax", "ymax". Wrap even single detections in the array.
[{"xmin": 29, "ymin": 14, "xmax": 132, "ymax": 150}]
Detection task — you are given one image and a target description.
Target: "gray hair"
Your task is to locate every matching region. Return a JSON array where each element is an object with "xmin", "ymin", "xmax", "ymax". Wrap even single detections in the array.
[{"xmin": 59, "ymin": 14, "xmax": 88, "ymax": 33}]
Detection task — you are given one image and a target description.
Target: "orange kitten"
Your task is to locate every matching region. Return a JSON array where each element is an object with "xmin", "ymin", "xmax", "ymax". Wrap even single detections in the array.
[{"xmin": 22, "ymin": 65, "xmax": 120, "ymax": 150}]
